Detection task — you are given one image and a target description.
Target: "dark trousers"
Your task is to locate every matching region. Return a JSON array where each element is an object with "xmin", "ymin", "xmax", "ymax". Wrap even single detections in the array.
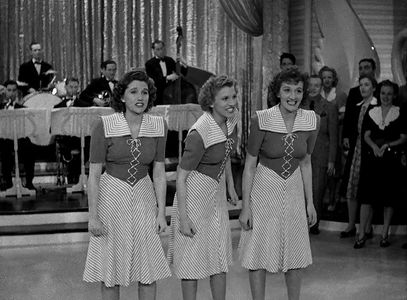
[{"xmin": 0, "ymin": 138, "xmax": 35, "ymax": 186}]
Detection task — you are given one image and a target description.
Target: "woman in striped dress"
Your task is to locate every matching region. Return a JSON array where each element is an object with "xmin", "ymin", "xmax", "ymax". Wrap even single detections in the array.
[
  {"xmin": 168, "ymin": 75, "xmax": 240, "ymax": 300},
  {"xmin": 238, "ymin": 68, "xmax": 320, "ymax": 300},
  {"xmin": 83, "ymin": 70, "xmax": 171, "ymax": 300}
]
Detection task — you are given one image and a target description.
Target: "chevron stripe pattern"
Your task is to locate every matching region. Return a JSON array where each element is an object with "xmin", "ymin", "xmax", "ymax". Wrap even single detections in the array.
[
  {"xmin": 238, "ymin": 164, "xmax": 312, "ymax": 272},
  {"xmin": 189, "ymin": 112, "xmax": 239, "ymax": 149},
  {"xmin": 102, "ymin": 113, "xmax": 165, "ymax": 138},
  {"xmin": 217, "ymin": 138, "xmax": 234, "ymax": 180},
  {"xmin": 168, "ymin": 172, "xmax": 233, "ymax": 279},
  {"xmin": 281, "ymin": 133, "xmax": 298, "ymax": 179},
  {"xmin": 83, "ymin": 173, "xmax": 171, "ymax": 286},
  {"xmin": 257, "ymin": 106, "xmax": 317, "ymax": 133},
  {"xmin": 126, "ymin": 138, "xmax": 142, "ymax": 185}
]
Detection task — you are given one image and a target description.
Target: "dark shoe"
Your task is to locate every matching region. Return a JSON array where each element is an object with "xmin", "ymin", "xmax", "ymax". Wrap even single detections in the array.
[
  {"xmin": 365, "ymin": 227, "xmax": 374, "ymax": 240},
  {"xmin": 380, "ymin": 238, "xmax": 390, "ymax": 248},
  {"xmin": 354, "ymin": 236, "xmax": 367, "ymax": 249},
  {"xmin": 340, "ymin": 227, "xmax": 356, "ymax": 238},
  {"xmin": 310, "ymin": 225, "xmax": 320, "ymax": 235}
]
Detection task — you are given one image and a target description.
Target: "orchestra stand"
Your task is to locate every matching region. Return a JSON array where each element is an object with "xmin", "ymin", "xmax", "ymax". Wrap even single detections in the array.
[{"xmin": 0, "ymin": 110, "xmax": 38, "ymax": 198}]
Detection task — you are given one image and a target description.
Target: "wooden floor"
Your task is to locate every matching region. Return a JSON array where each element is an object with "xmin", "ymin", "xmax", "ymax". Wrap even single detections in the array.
[{"xmin": 1, "ymin": 229, "xmax": 406, "ymax": 300}]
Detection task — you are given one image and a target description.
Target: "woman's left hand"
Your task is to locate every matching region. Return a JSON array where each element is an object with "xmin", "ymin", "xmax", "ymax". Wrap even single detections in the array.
[
  {"xmin": 156, "ymin": 214, "xmax": 167, "ymax": 234},
  {"xmin": 227, "ymin": 188, "xmax": 239, "ymax": 206},
  {"xmin": 307, "ymin": 204, "xmax": 317, "ymax": 227}
]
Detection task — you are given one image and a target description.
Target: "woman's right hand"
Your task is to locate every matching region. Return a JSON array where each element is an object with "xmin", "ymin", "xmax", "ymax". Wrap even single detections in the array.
[
  {"xmin": 239, "ymin": 207, "xmax": 253, "ymax": 231},
  {"xmin": 179, "ymin": 215, "xmax": 196, "ymax": 237},
  {"xmin": 88, "ymin": 216, "xmax": 105, "ymax": 236},
  {"xmin": 372, "ymin": 144, "xmax": 382, "ymax": 157}
]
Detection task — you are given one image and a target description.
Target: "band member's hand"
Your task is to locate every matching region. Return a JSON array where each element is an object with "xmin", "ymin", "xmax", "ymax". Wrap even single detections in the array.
[
  {"xmin": 156, "ymin": 214, "xmax": 167, "ymax": 234},
  {"xmin": 28, "ymin": 88, "xmax": 36, "ymax": 94},
  {"xmin": 180, "ymin": 215, "xmax": 196, "ymax": 237},
  {"xmin": 45, "ymin": 69, "xmax": 57, "ymax": 75},
  {"xmin": 93, "ymin": 97, "xmax": 107, "ymax": 107},
  {"xmin": 239, "ymin": 207, "xmax": 253, "ymax": 231},
  {"xmin": 88, "ymin": 216, "xmax": 106, "ymax": 236},
  {"xmin": 307, "ymin": 204, "xmax": 317, "ymax": 227},
  {"xmin": 166, "ymin": 73, "xmax": 179, "ymax": 81},
  {"xmin": 327, "ymin": 162, "xmax": 335, "ymax": 176},
  {"xmin": 343, "ymin": 138, "xmax": 350, "ymax": 149}
]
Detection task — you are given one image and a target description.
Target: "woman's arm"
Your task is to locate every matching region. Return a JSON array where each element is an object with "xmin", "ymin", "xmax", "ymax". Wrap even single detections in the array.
[
  {"xmin": 153, "ymin": 161, "xmax": 167, "ymax": 233},
  {"xmin": 87, "ymin": 163, "xmax": 105, "ymax": 236},
  {"xmin": 381, "ymin": 133, "xmax": 407, "ymax": 150},
  {"xmin": 364, "ymin": 130, "xmax": 381, "ymax": 157},
  {"xmin": 299, "ymin": 154, "xmax": 317, "ymax": 226},
  {"xmin": 225, "ymin": 158, "xmax": 239, "ymax": 205},
  {"xmin": 239, "ymin": 153, "xmax": 257, "ymax": 230},
  {"xmin": 176, "ymin": 167, "xmax": 196, "ymax": 237}
]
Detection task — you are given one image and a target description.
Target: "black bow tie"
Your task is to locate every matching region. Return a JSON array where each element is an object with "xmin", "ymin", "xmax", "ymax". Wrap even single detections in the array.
[
  {"xmin": 157, "ymin": 57, "xmax": 165, "ymax": 62},
  {"xmin": 34, "ymin": 61, "xmax": 41, "ymax": 65}
]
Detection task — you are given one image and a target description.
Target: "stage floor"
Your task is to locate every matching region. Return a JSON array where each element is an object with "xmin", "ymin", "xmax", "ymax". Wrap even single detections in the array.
[{"xmin": 0, "ymin": 230, "xmax": 406, "ymax": 300}]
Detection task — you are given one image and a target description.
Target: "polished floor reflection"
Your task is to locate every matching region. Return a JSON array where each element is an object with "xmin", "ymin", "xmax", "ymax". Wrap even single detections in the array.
[{"xmin": 1, "ymin": 230, "xmax": 406, "ymax": 300}]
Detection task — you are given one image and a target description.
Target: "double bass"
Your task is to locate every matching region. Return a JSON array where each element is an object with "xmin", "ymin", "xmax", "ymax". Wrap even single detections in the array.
[{"xmin": 162, "ymin": 26, "xmax": 197, "ymax": 104}]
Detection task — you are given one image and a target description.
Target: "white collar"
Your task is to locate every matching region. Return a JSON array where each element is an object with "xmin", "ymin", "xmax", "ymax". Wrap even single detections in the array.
[
  {"xmin": 189, "ymin": 111, "xmax": 239, "ymax": 148},
  {"xmin": 256, "ymin": 105, "xmax": 317, "ymax": 133},
  {"xmin": 101, "ymin": 112, "xmax": 165, "ymax": 138},
  {"xmin": 368, "ymin": 106, "xmax": 400, "ymax": 130},
  {"xmin": 356, "ymin": 97, "xmax": 378, "ymax": 106},
  {"xmin": 321, "ymin": 87, "xmax": 336, "ymax": 102}
]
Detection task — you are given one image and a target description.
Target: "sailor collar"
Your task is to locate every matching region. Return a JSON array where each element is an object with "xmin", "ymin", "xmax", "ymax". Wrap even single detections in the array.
[
  {"xmin": 256, "ymin": 105, "xmax": 317, "ymax": 133},
  {"xmin": 368, "ymin": 106, "xmax": 400, "ymax": 130},
  {"xmin": 101, "ymin": 112, "xmax": 165, "ymax": 138},
  {"xmin": 189, "ymin": 111, "xmax": 239, "ymax": 148}
]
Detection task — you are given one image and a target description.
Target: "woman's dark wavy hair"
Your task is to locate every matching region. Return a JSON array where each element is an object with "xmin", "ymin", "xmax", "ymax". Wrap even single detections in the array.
[
  {"xmin": 110, "ymin": 69, "xmax": 157, "ymax": 113},
  {"xmin": 198, "ymin": 75, "xmax": 238, "ymax": 112},
  {"xmin": 318, "ymin": 66, "xmax": 339, "ymax": 87},
  {"xmin": 358, "ymin": 74, "xmax": 378, "ymax": 90},
  {"xmin": 267, "ymin": 67, "xmax": 309, "ymax": 107}
]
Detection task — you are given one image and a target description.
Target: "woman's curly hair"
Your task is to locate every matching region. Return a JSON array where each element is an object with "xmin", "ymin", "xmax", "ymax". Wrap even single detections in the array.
[
  {"xmin": 318, "ymin": 66, "xmax": 339, "ymax": 87},
  {"xmin": 110, "ymin": 69, "xmax": 157, "ymax": 113},
  {"xmin": 198, "ymin": 75, "xmax": 238, "ymax": 112},
  {"xmin": 267, "ymin": 67, "xmax": 309, "ymax": 107}
]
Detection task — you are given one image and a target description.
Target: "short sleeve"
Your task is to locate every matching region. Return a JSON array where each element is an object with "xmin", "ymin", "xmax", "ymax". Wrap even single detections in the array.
[
  {"xmin": 89, "ymin": 118, "xmax": 108, "ymax": 163},
  {"xmin": 154, "ymin": 119, "xmax": 168, "ymax": 162},
  {"xmin": 307, "ymin": 114, "xmax": 321, "ymax": 154},
  {"xmin": 179, "ymin": 130, "xmax": 205, "ymax": 171},
  {"xmin": 247, "ymin": 115, "xmax": 265, "ymax": 157}
]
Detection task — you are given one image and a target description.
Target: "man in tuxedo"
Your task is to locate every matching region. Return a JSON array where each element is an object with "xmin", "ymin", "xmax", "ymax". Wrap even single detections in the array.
[
  {"xmin": 54, "ymin": 77, "xmax": 80, "ymax": 108},
  {"xmin": 0, "ymin": 80, "xmax": 36, "ymax": 190},
  {"xmin": 145, "ymin": 40, "xmax": 188, "ymax": 105},
  {"xmin": 76, "ymin": 60, "xmax": 117, "ymax": 107},
  {"xmin": 18, "ymin": 42, "xmax": 54, "ymax": 95}
]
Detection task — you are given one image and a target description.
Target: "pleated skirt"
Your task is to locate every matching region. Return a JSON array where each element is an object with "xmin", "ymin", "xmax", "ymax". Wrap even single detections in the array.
[
  {"xmin": 238, "ymin": 164, "xmax": 312, "ymax": 273},
  {"xmin": 167, "ymin": 171, "xmax": 233, "ymax": 279},
  {"xmin": 83, "ymin": 173, "xmax": 171, "ymax": 287}
]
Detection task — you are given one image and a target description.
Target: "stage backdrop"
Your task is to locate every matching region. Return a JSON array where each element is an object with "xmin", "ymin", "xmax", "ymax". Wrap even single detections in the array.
[{"xmin": 0, "ymin": 0, "xmax": 260, "ymax": 154}]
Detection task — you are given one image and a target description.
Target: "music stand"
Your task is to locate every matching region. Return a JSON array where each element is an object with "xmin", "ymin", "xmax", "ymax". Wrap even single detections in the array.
[
  {"xmin": 51, "ymin": 107, "xmax": 113, "ymax": 193},
  {"xmin": 0, "ymin": 109, "xmax": 47, "ymax": 198}
]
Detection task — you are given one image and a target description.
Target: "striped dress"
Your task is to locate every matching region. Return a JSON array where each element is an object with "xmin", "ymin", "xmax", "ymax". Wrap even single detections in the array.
[
  {"xmin": 238, "ymin": 106, "xmax": 320, "ymax": 272},
  {"xmin": 83, "ymin": 113, "xmax": 171, "ymax": 287},
  {"xmin": 167, "ymin": 112, "xmax": 238, "ymax": 279}
]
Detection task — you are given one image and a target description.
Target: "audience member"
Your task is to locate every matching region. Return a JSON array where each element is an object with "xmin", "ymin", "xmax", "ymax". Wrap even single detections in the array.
[
  {"xmin": 355, "ymin": 80, "xmax": 407, "ymax": 248},
  {"xmin": 280, "ymin": 52, "xmax": 296, "ymax": 71},
  {"xmin": 77, "ymin": 60, "xmax": 117, "ymax": 107},
  {"xmin": 341, "ymin": 73, "xmax": 378, "ymax": 238},
  {"xmin": 304, "ymin": 75, "xmax": 338, "ymax": 235},
  {"xmin": 0, "ymin": 80, "xmax": 36, "ymax": 191},
  {"xmin": 18, "ymin": 42, "xmax": 54, "ymax": 95},
  {"xmin": 319, "ymin": 66, "xmax": 348, "ymax": 212}
]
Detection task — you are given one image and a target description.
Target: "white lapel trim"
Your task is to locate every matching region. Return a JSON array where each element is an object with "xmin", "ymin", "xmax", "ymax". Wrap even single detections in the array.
[{"xmin": 368, "ymin": 106, "xmax": 400, "ymax": 130}]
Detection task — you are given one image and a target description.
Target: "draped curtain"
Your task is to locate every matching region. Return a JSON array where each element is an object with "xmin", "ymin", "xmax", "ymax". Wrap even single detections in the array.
[{"xmin": 0, "ymin": 0, "xmax": 255, "ymax": 154}]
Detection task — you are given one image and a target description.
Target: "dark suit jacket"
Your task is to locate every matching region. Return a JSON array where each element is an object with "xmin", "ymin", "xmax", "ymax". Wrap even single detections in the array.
[
  {"xmin": 18, "ymin": 60, "xmax": 53, "ymax": 94},
  {"xmin": 145, "ymin": 56, "xmax": 187, "ymax": 105},
  {"xmin": 77, "ymin": 77, "xmax": 116, "ymax": 107}
]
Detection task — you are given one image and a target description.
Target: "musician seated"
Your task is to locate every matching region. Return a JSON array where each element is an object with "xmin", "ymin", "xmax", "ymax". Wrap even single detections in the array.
[
  {"xmin": 76, "ymin": 60, "xmax": 117, "ymax": 107},
  {"xmin": 18, "ymin": 42, "xmax": 55, "ymax": 96},
  {"xmin": 145, "ymin": 39, "xmax": 188, "ymax": 105},
  {"xmin": 0, "ymin": 80, "xmax": 36, "ymax": 191},
  {"xmin": 53, "ymin": 77, "xmax": 86, "ymax": 184}
]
